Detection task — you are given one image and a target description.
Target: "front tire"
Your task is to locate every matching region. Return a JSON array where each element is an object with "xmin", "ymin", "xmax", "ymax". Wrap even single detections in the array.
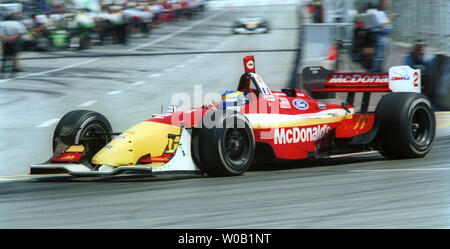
[
  {"xmin": 194, "ymin": 110, "xmax": 255, "ymax": 176},
  {"xmin": 376, "ymin": 92, "xmax": 435, "ymax": 159},
  {"xmin": 53, "ymin": 110, "xmax": 113, "ymax": 162}
]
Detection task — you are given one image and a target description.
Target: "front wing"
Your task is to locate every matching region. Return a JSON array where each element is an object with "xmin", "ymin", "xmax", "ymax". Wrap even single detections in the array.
[{"xmin": 30, "ymin": 128, "xmax": 201, "ymax": 176}]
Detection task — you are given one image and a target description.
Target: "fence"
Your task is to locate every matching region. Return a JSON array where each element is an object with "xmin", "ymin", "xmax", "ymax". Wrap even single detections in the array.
[{"xmin": 351, "ymin": 0, "xmax": 449, "ymax": 53}]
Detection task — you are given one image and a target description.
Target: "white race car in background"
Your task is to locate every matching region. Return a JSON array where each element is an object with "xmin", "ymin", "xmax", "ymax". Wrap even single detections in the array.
[{"xmin": 232, "ymin": 17, "xmax": 269, "ymax": 34}]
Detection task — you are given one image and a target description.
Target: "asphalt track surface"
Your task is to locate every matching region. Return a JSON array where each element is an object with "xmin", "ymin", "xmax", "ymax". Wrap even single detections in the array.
[{"xmin": 0, "ymin": 5, "xmax": 449, "ymax": 228}]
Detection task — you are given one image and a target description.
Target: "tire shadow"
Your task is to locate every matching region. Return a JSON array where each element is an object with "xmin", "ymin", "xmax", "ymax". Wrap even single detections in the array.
[{"xmin": 249, "ymin": 154, "xmax": 385, "ymax": 172}]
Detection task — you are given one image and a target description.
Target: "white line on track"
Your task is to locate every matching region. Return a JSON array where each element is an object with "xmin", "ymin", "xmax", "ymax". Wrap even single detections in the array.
[
  {"xmin": 126, "ymin": 10, "xmax": 227, "ymax": 52},
  {"xmin": 148, "ymin": 73, "xmax": 162, "ymax": 78},
  {"xmin": 194, "ymin": 54, "xmax": 205, "ymax": 60},
  {"xmin": 131, "ymin": 81, "xmax": 146, "ymax": 86},
  {"xmin": 349, "ymin": 168, "xmax": 450, "ymax": 173},
  {"xmin": 107, "ymin": 90, "xmax": 123, "ymax": 95},
  {"xmin": 36, "ymin": 118, "xmax": 60, "ymax": 128},
  {"xmin": 0, "ymin": 59, "xmax": 98, "ymax": 85},
  {"xmin": 164, "ymin": 68, "xmax": 174, "ymax": 72},
  {"xmin": 19, "ymin": 11, "xmax": 227, "ymax": 129},
  {"xmin": 188, "ymin": 55, "xmax": 204, "ymax": 62},
  {"xmin": 78, "ymin": 100, "xmax": 98, "ymax": 107},
  {"xmin": 1, "ymin": 10, "xmax": 226, "ymax": 85}
]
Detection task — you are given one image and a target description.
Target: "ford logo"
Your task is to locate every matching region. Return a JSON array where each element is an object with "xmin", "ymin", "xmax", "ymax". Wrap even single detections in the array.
[{"xmin": 293, "ymin": 99, "xmax": 309, "ymax": 110}]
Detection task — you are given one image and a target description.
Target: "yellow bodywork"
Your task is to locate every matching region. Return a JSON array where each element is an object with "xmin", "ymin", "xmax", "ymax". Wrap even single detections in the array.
[
  {"xmin": 92, "ymin": 121, "xmax": 181, "ymax": 167},
  {"xmin": 66, "ymin": 145, "xmax": 85, "ymax": 153}
]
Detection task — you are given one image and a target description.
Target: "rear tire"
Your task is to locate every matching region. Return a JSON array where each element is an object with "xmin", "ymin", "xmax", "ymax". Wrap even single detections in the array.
[
  {"xmin": 53, "ymin": 110, "xmax": 112, "ymax": 162},
  {"xmin": 194, "ymin": 110, "xmax": 255, "ymax": 176},
  {"xmin": 376, "ymin": 92, "xmax": 435, "ymax": 159}
]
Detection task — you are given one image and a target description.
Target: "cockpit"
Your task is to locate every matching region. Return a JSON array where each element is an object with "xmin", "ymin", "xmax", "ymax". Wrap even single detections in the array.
[{"xmin": 220, "ymin": 55, "xmax": 273, "ymax": 109}]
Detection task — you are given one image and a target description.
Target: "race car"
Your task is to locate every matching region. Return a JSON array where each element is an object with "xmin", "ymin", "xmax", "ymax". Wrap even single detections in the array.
[
  {"xmin": 31, "ymin": 56, "xmax": 435, "ymax": 177},
  {"xmin": 232, "ymin": 17, "xmax": 269, "ymax": 34}
]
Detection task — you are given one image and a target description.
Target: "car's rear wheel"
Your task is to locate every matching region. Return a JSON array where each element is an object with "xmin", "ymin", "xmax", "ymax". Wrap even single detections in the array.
[
  {"xmin": 53, "ymin": 110, "xmax": 113, "ymax": 162},
  {"xmin": 193, "ymin": 110, "xmax": 255, "ymax": 176},
  {"xmin": 376, "ymin": 92, "xmax": 435, "ymax": 159}
]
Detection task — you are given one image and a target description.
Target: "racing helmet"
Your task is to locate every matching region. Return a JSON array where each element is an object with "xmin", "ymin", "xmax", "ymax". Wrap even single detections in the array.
[{"xmin": 221, "ymin": 90, "xmax": 247, "ymax": 109}]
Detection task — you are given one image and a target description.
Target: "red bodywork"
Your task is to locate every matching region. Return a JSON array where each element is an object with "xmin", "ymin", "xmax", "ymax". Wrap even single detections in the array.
[{"xmin": 148, "ymin": 56, "xmax": 384, "ymax": 160}]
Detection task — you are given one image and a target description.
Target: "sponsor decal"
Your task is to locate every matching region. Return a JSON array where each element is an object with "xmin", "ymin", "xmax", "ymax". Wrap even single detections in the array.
[
  {"xmin": 246, "ymin": 60, "xmax": 254, "ymax": 70},
  {"xmin": 274, "ymin": 124, "xmax": 330, "ymax": 144},
  {"xmin": 262, "ymin": 94, "xmax": 275, "ymax": 101},
  {"xmin": 61, "ymin": 155, "xmax": 75, "ymax": 160},
  {"xmin": 256, "ymin": 75, "xmax": 263, "ymax": 83},
  {"xmin": 261, "ymin": 87, "xmax": 272, "ymax": 95},
  {"xmin": 390, "ymin": 76, "xmax": 408, "ymax": 81},
  {"xmin": 318, "ymin": 103, "xmax": 326, "ymax": 109},
  {"xmin": 390, "ymin": 70, "xmax": 410, "ymax": 81},
  {"xmin": 51, "ymin": 152, "xmax": 82, "ymax": 162},
  {"xmin": 353, "ymin": 114, "xmax": 369, "ymax": 130},
  {"xmin": 279, "ymin": 97, "xmax": 291, "ymax": 109},
  {"xmin": 292, "ymin": 99, "xmax": 309, "ymax": 110},
  {"xmin": 328, "ymin": 74, "xmax": 388, "ymax": 84}
]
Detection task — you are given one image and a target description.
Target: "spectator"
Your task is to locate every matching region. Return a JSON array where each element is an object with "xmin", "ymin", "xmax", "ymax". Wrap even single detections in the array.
[
  {"xmin": 150, "ymin": 3, "xmax": 164, "ymax": 25},
  {"xmin": 405, "ymin": 39, "xmax": 433, "ymax": 72},
  {"xmin": 110, "ymin": 7, "xmax": 127, "ymax": 45},
  {"xmin": 369, "ymin": 0, "xmax": 395, "ymax": 72},
  {"xmin": 312, "ymin": 0, "xmax": 323, "ymax": 23},
  {"xmin": 0, "ymin": 16, "xmax": 27, "ymax": 73},
  {"xmin": 405, "ymin": 39, "xmax": 436, "ymax": 99}
]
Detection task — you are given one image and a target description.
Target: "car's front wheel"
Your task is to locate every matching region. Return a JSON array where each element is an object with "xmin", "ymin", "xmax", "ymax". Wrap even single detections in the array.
[
  {"xmin": 53, "ymin": 110, "xmax": 113, "ymax": 162},
  {"xmin": 193, "ymin": 110, "xmax": 255, "ymax": 176}
]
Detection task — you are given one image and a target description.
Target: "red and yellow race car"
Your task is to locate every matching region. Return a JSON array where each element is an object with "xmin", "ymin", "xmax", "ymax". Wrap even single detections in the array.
[{"xmin": 31, "ymin": 56, "xmax": 436, "ymax": 176}]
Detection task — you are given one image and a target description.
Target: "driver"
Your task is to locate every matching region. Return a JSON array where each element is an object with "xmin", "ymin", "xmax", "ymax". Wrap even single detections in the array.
[{"xmin": 221, "ymin": 90, "xmax": 248, "ymax": 109}]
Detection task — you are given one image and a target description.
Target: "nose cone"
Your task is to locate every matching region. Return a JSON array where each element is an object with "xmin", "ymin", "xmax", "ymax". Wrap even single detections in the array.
[{"xmin": 92, "ymin": 121, "xmax": 181, "ymax": 166}]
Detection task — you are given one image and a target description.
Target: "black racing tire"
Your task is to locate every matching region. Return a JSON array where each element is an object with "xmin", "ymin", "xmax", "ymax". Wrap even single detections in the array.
[
  {"xmin": 262, "ymin": 22, "xmax": 270, "ymax": 33},
  {"xmin": 376, "ymin": 92, "xmax": 435, "ymax": 159},
  {"xmin": 53, "ymin": 110, "xmax": 113, "ymax": 161},
  {"xmin": 194, "ymin": 110, "xmax": 255, "ymax": 177},
  {"xmin": 231, "ymin": 26, "xmax": 238, "ymax": 35}
]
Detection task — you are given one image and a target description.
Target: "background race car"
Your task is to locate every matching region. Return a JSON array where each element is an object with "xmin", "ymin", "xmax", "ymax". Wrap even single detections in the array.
[{"xmin": 232, "ymin": 17, "xmax": 269, "ymax": 34}]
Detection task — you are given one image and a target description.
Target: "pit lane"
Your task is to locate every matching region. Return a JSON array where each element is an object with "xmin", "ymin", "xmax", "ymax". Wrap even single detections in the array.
[{"xmin": 0, "ymin": 5, "xmax": 449, "ymax": 228}]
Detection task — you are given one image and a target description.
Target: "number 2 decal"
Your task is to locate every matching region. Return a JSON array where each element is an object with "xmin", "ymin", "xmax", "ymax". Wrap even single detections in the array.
[{"xmin": 413, "ymin": 72, "xmax": 419, "ymax": 87}]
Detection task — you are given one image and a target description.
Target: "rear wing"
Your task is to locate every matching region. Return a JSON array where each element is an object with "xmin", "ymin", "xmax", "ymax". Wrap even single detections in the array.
[
  {"xmin": 302, "ymin": 66, "xmax": 421, "ymax": 112},
  {"xmin": 303, "ymin": 66, "xmax": 421, "ymax": 94}
]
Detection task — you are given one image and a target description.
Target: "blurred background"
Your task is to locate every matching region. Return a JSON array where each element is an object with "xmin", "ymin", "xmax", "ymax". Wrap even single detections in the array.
[
  {"xmin": 298, "ymin": 0, "xmax": 449, "ymax": 111},
  {"xmin": 0, "ymin": 0, "xmax": 448, "ymax": 176},
  {"xmin": 0, "ymin": 0, "xmax": 449, "ymax": 229}
]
